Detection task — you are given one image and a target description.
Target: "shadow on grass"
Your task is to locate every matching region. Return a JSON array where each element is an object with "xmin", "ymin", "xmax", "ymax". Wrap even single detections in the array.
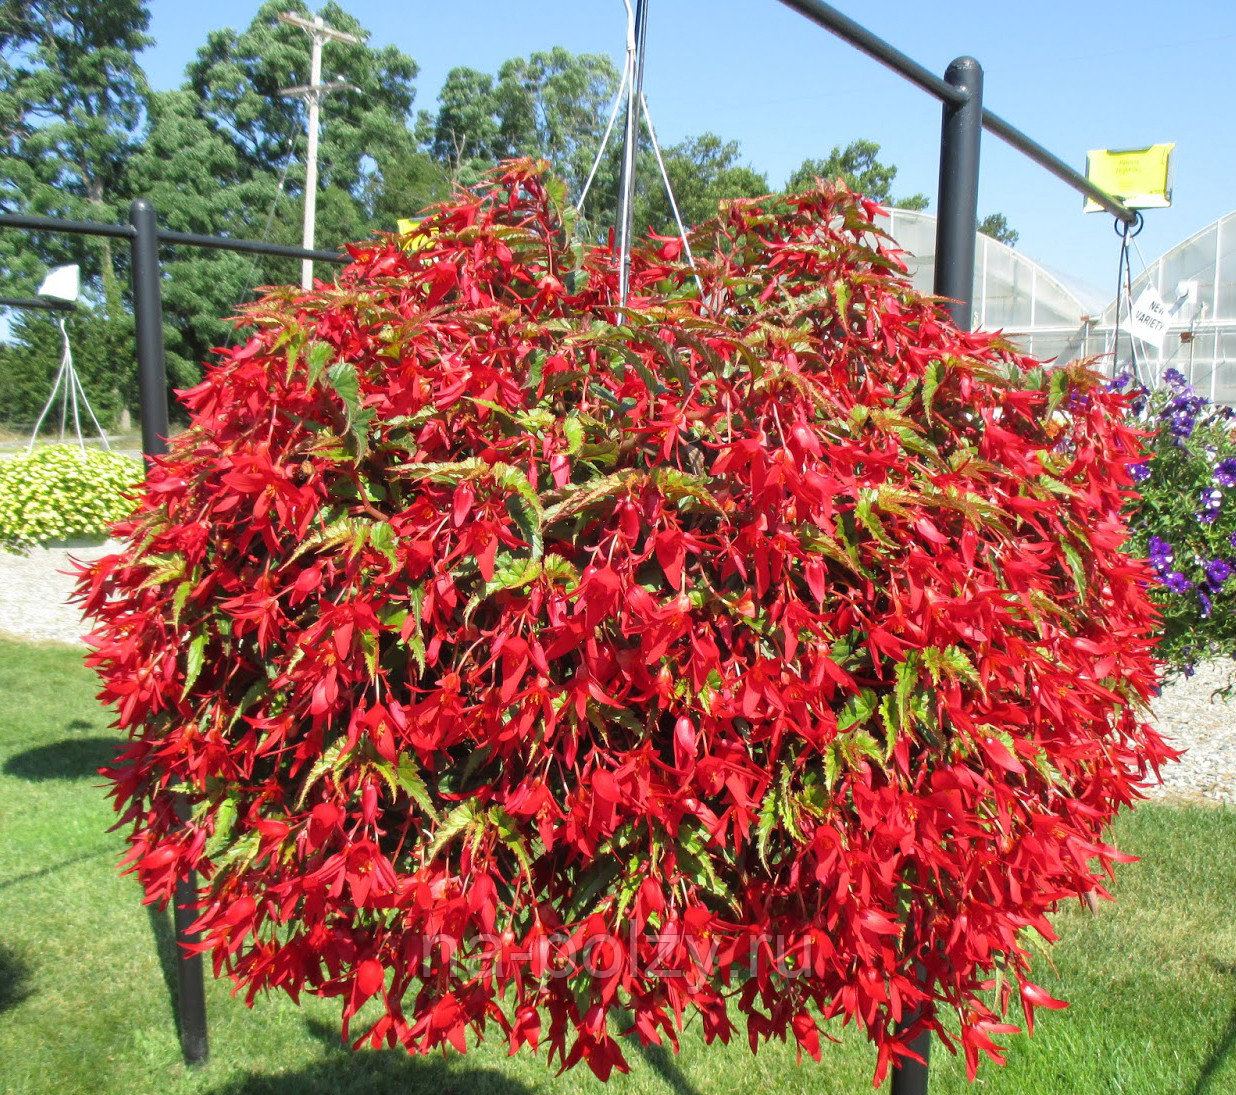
[
  {"xmin": 0, "ymin": 941, "xmax": 34, "ymax": 1014},
  {"xmin": 630, "ymin": 1038, "xmax": 705, "ymax": 1095},
  {"xmin": 145, "ymin": 902, "xmax": 182, "ymax": 1033},
  {"xmin": 608, "ymin": 1006, "xmax": 704, "ymax": 1095},
  {"xmin": 0, "ymin": 844, "xmax": 112, "ymax": 892},
  {"xmin": 204, "ymin": 1017, "xmax": 538, "ymax": 1095},
  {"xmin": 2, "ymin": 735, "xmax": 120, "ymax": 781},
  {"xmin": 1189, "ymin": 958, "xmax": 1236, "ymax": 1094}
]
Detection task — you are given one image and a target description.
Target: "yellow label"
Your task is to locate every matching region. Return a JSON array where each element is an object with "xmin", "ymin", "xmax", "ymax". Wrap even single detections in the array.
[
  {"xmin": 1084, "ymin": 143, "xmax": 1174, "ymax": 211},
  {"xmin": 396, "ymin": 217, "xmax": 434, "ymax": 252}
]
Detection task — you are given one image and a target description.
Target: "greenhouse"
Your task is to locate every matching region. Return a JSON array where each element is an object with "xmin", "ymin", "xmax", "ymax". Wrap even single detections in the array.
[
  {"xmin": 1095, "ymin": 210, "xmax": 1236, "ymax": 402},
  {"xmin": 881, "ymin": 208, "xmax": 1236, "ymax": 404},
  {"xmin": 878, "ymin": 207, "xmax": 1099, "ymax": 367}
]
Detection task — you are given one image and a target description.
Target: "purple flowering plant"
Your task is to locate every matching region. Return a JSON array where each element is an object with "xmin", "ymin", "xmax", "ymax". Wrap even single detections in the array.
[{"xmin": 1113, "ymin": 367, "xmax": 1236, "ymax": 671}]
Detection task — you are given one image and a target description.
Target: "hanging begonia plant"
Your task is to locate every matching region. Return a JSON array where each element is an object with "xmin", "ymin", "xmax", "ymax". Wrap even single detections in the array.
[{"xmin": 78, "ymin": 161, "xmax": 1173, "ymax": 1084}]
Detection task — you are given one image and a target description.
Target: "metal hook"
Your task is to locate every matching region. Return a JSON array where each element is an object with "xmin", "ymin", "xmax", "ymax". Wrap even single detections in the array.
[{"xmin": 1114, "ymin": 210, "xmax": 1145, "ymax": 239}]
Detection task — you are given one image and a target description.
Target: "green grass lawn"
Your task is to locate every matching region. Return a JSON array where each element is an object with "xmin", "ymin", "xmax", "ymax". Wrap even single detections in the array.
[{"xmin": 1, "ymin": 636, "xmax": 1234, "ymax": 1095}]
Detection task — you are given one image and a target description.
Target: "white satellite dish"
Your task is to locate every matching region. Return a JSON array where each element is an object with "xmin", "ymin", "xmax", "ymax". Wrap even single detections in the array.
[{"xmin": 37, "ymin": 264, "xmax": 80, "ymax": 303}]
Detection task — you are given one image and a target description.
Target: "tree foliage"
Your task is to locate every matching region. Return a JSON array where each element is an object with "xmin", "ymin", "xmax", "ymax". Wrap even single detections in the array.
[
  {"xmin": 0, "ymin": 306, "xmax": 133, "ymax": 428},
  {"xmin": 423, "ymin": 48, "xmax": 622, "ymax": 229},
  {"xmin": 0, "ymin": 0, "xmax": 151, "ymax": 300},
  {"xmin": 979, "ymin": 212, "xmax": 1019, "ymax": 248},
  {"xmin": 631, "ymin": 132, "xmax": 768, "ymax": 238},
  {"xmin": 786, "ymin": 140, "xmax": 928, "ymax": 210}
]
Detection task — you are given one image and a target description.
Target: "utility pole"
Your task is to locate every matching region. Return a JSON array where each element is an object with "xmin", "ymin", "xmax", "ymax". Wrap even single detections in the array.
[{"xmin": 277, "ymin": 11, "xmax": 361, "ymax": 289}]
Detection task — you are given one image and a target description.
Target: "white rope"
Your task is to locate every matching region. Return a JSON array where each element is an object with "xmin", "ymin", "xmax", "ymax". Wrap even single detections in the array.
[
  {"xmin": 28, "ymin": 328, "xmax": 70, "ymax": 450},
  {"xmin": 579, "ymin": 0, "xmax": 701, "ymax": 306},
  {"xmin": 575, "ymin": 56, "xmax": 630, "ymax": 213},
  {"xmin": 72, "ymin": 335, "xmax": 111, "ymax": 451},
  {"xmin": 27, "ymin": 316, "xmax": 110, "ymax": 451},
  {"xmin": 67, "ymin": 322, "xmax": 83, "ymax": 452},
  {"xmin": 639, "ymin": 91, "xmax": 702, "ymax": 296}
]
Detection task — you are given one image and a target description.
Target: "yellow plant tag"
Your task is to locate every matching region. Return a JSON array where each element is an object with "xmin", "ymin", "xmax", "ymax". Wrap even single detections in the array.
[{"xmin": 1084, "ymin": 144, "xmax": 1174, "ymax": 211}]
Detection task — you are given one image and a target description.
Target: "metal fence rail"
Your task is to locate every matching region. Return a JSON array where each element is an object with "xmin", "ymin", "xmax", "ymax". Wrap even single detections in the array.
[{"xmin": 776, "ymin": 0, "xmax": 1136, "ymax": 224}]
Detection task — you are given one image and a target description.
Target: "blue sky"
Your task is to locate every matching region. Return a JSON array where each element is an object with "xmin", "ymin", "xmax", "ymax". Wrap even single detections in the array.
[{"xmin": 141, "ymin": 0, "xmax": 1236, "ymax": 300}]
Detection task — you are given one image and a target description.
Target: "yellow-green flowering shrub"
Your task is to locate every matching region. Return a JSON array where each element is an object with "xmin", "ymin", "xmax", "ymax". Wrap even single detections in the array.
[{"xmin": 0, "ymin": 445, "xmax": 142, "ymax": 550}]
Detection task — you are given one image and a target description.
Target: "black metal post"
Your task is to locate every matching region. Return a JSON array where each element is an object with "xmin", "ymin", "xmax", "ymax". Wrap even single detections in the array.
[
  {"xmin": 932, "ymin": 56, "xmax": 984, "ymax": 330},
  {"xmin": 129, "ymin": 197, "xmax": 209, "ymax": 1065},
  {"xmin": 171, "ymin": 822, "xmax": 210, "ymax": 1066},
  {"xmin": 891, "ymin": 1003, "xmax": 931, "ymax": 1095},
  {"xmin": 128, "ymin": 199, "xmax": 170, "ymax": 463},
  {"xmin": 889, "ymin": 58, "xmax": 985, "ymax": 1095}
]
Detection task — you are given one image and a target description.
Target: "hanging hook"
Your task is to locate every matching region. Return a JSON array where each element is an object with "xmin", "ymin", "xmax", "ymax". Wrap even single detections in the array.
[{"xmin": 1113, "ymin": 210, "xmax": 1145, "ymax": 239}]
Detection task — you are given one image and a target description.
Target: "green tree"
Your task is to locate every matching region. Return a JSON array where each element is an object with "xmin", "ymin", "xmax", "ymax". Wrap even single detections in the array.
[
  {"xmin": 366, "ymin": 146, "xmax": 449, "ymax": 228},
  {"xmin": 184, "ymin": 0, "xmax": 423, "ymax": 240},
  {"xmin": 631, "ymin": 133, "xmax": 768, "ymax": 236},
  {"xmin": 785, "ymin": 139, "xmax": 929, "ymax": 210},
  {"xmin": 424, "ymin": 66, "xmax": 503, "ymax": 176},
  {"xmin": 0, "ymin": 0, "xmax": 151, "ymax": 306},
  {"xmin": 126, "ymin": 89, "xmax": 276, "ymax": 387},
  {"xmin": 144, "ymin": 1, "xmax": 437, "ymax": 384},
  {"xmin": 0, "ymin": 306, "xmax": 132, "ymax": 431},
  {"xmin": 423, "ymin": 49, "xmax": 621, "ymax": 210},
  {"xmin": 978, "ymin": 212, "xmax": 1019, "ymax": 247},
  {"xmin": 492, "ymin": 48, "xmax": 621, "ymax": 199},
  {"xmin": 421, "ymin": 51, "xmax": 775, "ymax": 239}
]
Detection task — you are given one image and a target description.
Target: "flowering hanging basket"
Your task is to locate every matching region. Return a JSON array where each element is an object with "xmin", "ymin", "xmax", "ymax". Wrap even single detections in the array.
[{"xmin": 79, "ymin": 161, "xmax": 1173, "ymax": 1083}]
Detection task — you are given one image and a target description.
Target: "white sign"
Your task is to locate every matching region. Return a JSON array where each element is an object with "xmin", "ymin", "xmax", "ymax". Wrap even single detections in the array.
[
  {"xmin": 1128, "ymin": 286, "xmax": 1170, "ymax": 350},
  {"xmin": 37, "ymin": 264, "xmax": 79, "ymax": 303}
]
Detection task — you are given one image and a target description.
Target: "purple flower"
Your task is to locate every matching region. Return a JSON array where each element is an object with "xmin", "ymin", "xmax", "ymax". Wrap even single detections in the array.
[
  {"xmin": 1130, "ymin": 461, "xmax": 1151, "ymax": 483},
  {"xmin": 1216, "ymin": 458, "xmax": 1236, "ymax": 488},
  {"xmin": 1205, "ymin": 559, "xmax": 1233, "ymax": 588},
  {"xmin": 1164, "ymin": 367, "xmax": 1191, "ymax": 392},
  {"xmin": 1110, "ymin": 370, "xmax": 1134, "ymax": 392},
  {"xmin": 1200, "ymin": 487, "xmax": 1224, "ymax": 524},
  {"xmin": 1163, "ymin": 571, "xmax": 1193, "ymax": 594},
  {"xmin": 1170, "ymin": 409, "xmax": 1197, "ymax": 438},
  {"xmin": 1200, "ymin": 590, "xmax": 1213, "ymax": 618},
  {"xmin": 1148, "ymin": 536, "xmax": 1174, "ymax": 574},
  {"xmin": 1230, "ymin": 529, "xmax": 1236, "ymax": 551}
]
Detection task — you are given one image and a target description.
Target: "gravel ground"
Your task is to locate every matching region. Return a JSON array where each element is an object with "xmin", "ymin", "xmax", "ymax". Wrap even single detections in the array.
[
  {"xmin": 0, "ymin": 540, "xmax": 119, "ymax": 645},
  {"xmin": 2, "ymin": 544, "xmax": 1234, "ymax": 804}
]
